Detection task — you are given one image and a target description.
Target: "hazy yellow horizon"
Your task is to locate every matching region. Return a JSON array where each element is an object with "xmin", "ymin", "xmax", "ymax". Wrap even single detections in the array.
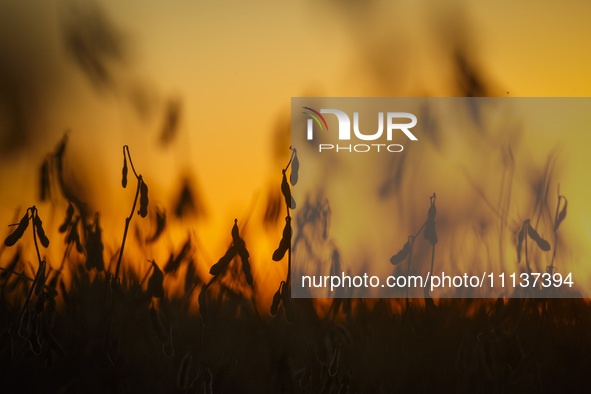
[{"xmin": 1, "ymin": 0, "xmax": 590, "ymax": 301}]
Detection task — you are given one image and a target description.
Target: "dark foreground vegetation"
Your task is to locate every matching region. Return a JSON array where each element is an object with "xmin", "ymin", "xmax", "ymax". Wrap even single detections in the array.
[
  {"xmin": 1, "ymin": 143, "xmax": 589, "ymax": 393},
  {"xmin": 2, "ymin": 276, "xmax": 590, "ymax": 393}
]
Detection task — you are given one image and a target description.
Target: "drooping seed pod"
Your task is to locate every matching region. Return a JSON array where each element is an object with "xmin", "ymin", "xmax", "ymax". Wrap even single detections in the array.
[
  {"xmin": 33, "ymin": 212, "xmax": 50, "ymax": 248},
  {"xmin": 528, "ymin": 225, "xmax": 551, "ymax": 251},
  {"xmin": 554, "ymin": 198, "xmax": 567, "ymax": 232},
  {"xmin": 290, "ymin": 148, "xmax": 299, "ymax": 186},
  {"xmin": 139, "ymin": 178, "xmax": 149, "ymax": 218},
  {"xmin": 59, "ymin": 203, "xmax": 74, "ymax": 233},
  {"xmin": 281, "ymin": 218, "xmax": 290, "ymax": 244},
  {"xmin": 4, "ymin": 211, "xmax": 29, "ymax": 247},
  {"xmin": 147, "ymin": 261, "xmax": 164, "ymax": 298},
  {"xmin": 424, "ymin": 220, "xmax": 438, "ymax": 246},
  {"xmin": 270, "ymin": 282, "xmax": 283, "ymax": 316},
  {"xmin": 240, "ymin": 248, "xmax": 253, "ymax": 286},
  {"xmin": 390, "ymin": 240, "xmax": 411, "ymax": 265},
  {"xmin": 231, "ymin": 219, "xmax": 240, "ymax": 245},
  {"xmin": 209, "ymin": 246, "xmax": 236, "ymax": 276},
  {"xmin": 272, "ymin": 239, "xmax": 289, "ymax": 262},
  {"xmin": 34, "ymin": 260, "xmax": 46, "ymax": 296},
  {"xmin": 272, "ymin": 218, "xmax": 291, "ymax": 261},
  {"xmin": 427, "ymin": 202, "xmax": 436, "ymax": 221},
  {"xmin": 281, "ymin": 170, "xmax": 291, "ymax": 209},
  {"xmin": 122, "ymin": 150, "xmax": 128, "ymax": 188},
  {"xmin": 229, "ymin": 219, "xmax": 253, "ymax": 285}
]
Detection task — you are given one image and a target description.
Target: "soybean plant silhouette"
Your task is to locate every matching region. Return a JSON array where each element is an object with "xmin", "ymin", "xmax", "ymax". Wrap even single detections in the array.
[{"xmin": 0, "ymin": 139, "xmax": 589, "ymax": 394}]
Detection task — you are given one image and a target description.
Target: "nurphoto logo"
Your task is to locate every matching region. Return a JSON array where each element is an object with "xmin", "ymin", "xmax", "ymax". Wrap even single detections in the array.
[{"xmin": 303, "ymin": 107, "xmax": 418, "ymax": 153}]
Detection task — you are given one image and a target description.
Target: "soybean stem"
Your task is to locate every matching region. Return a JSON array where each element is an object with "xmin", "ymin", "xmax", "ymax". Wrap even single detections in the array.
[{"xmin": 115, "ymin": 176, "xmax": 142, "ymax": 280}]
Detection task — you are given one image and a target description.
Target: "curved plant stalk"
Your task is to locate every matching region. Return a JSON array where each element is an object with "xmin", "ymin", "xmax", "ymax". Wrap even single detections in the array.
[{"xmin": 114, "ymin": 145, "xmax": 149, "ymax": 281}]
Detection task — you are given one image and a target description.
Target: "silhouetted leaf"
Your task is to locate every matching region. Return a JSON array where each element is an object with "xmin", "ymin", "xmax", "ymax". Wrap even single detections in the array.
[
  {"xmin": 165, "ymin": 238, "xmax": 191, "ymax": 274},
  {"xmin": 174, "ymin": 179, "xmax": 203, "ymax": 218},
  {"xmin": 147, "ymin": 261, "xmax": 164, "ymax": 298},
  {"xmin": 139, "ymin": 178, "xmax": 149, "ymax": 218},
  {"xmin": 390, "ymin": 240, "xmax": 410, "ymax": 265},
  {"xmin": 33, "ymin": 212, "xmax": 50, "ymax": 248},
  {"xmin": 209, "ymin": 246, "xmax": 236, "ymax": 276},
  {"xmin": 63, "ymin": 2, "xmax": 126, "ymax": 89},
  {"xmin": 5, "ymin": 211, "xmax": 29, "ymax": 247},
  {"xmin": 290, "ymin": 147, "xmax": 299, "ymax": 186}
]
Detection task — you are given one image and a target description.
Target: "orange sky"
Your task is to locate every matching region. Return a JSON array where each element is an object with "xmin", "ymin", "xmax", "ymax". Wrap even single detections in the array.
[{"xmin": 1, "ymin": 0, "xmax": 590, "ymax": 299}]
